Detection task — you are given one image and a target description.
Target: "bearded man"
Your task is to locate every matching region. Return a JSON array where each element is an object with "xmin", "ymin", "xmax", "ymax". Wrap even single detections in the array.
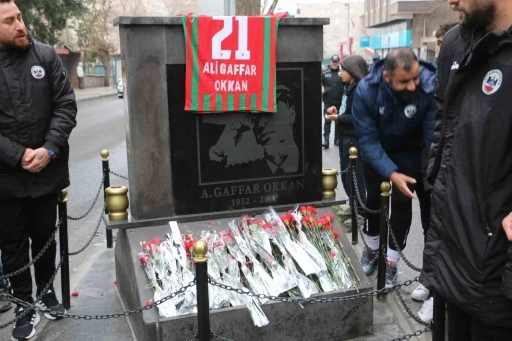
[
  {"xmin": 352, "ymin": 48, "xmax": 436, "ymax": 292},
  {"xmin": 421, "ymin": 0, "xmax": 512, "ymax": 338},
  {"xmin": 0, "ymin": 0, "xmax": 77, "ymax": 339}
]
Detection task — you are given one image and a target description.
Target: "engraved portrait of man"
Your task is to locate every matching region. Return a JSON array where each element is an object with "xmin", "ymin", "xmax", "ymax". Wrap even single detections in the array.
[{"xmin": 200, "ymin": 70, "xmax": 303, "ymax": 183}]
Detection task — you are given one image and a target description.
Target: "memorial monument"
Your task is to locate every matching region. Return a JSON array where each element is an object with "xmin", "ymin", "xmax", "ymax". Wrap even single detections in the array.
[{"xmin": 111, "ymin": 15, "xmax": 373, "ymax": 341}]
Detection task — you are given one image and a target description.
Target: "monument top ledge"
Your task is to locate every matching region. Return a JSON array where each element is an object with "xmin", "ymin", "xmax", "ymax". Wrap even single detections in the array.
[{"xmin": 113, "ymin": 16, "xmax": 330, "ymax": 27}]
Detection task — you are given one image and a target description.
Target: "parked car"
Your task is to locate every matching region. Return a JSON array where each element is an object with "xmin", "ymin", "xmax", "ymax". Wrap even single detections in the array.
[{"xmin": 117, "ymin": 79, "xmax": 123, "ymax": 98}]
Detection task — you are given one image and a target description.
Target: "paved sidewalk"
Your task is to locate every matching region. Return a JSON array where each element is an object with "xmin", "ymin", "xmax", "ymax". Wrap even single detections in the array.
[{"xmin": 74, "ymin": 86, "xmax": 118, "ymax": 102}]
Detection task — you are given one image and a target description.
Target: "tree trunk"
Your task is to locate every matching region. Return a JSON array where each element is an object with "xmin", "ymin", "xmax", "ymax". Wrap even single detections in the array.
[
  {"xmin": 236, "ymin": 0, "xmax": 261, "ymax": 15},
  {"xmin": 99, "ymin": 53, "xmax": 111, "ymax": 87}
]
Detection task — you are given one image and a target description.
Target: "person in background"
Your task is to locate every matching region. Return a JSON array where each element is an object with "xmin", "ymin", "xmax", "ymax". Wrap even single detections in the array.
[
  {"xmin": 321, "ymin": 55, "xmax": 344, "ymax": 149},
  {"xmin": 0, "ymin": 1, "xmax": 77, "ymax": 339},
  {"xmin": 324, "ymin": 55, "xmax": 368, "ymax": 223},
  {"xmin": 369, "ymin": 53, "xmax": 382, "ymax": 72},
  {"xmin": 77, "ymin": 62, "xmax": 84, "ymax": 89},
  {"xmin": 421, "ymin": 0, "xmax": 512, "ymax": 338},
  {"xmin": 0, "ymin": 260, "xmax": 12, "ymax": 313},
  {"xmin": 352, "ymin": 48, "xmax": 435, "ymax": 295},
  {"xmin": 433, "ymin": 23, "xmax": 457, "ymax": 66}
]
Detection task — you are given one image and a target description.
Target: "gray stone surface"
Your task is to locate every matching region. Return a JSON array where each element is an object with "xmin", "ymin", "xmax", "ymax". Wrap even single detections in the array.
[
  {"xmin": 117, "ymin": 17, "xmax": 328, "ymax": 220},
  {"xmin": 116, "ymin": 208, "xmax": 373, "ymax": 341},
  {"xmin": 34, "ymin": 250, "xmax": 134, "ymax": 341}
]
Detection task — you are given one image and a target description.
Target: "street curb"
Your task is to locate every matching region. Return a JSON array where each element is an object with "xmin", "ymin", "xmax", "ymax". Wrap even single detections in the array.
[{"xmin": 76, "ymin": 92, "xmax": 118, "ymax": 103}]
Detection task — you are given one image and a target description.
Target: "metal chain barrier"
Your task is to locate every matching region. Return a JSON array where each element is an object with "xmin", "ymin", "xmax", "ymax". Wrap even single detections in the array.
[
  {"xmin": 338, "ymin": 166, "xmax": 350, "ymax": 175},
  {"xmin": 0, "ymin": 257, "xmax": 64, "ymax": 329},
  {"xmin": 0, "ymin": 280, "xmax": 196, "ymax": 322},
  {"xmin": 109, "ymin": 170, "xmax": 128, "ymax": 180},
  {"xmin": 390, "ymin": 326, "xmax": 432, "ymax": 341},
  {"xmin": 0, "ymin": 220, "xmax": 61, "ymax": 280},
  {"xmin": 386, "ymin": 213, "xmax": 423, "ymax": 273},
  {"xmin": 208, "ymin": 276, "xmax": 418, "ymax": 303},
  {"xmin": 395, "ymin": 289, "xmax": 431, "ymax": 327},
  {"xmin": 67, "ymin": 177, "xmax": 104, "ymax": 221},
  {"xmin": 69, "ymin": 205, "xmax": 106, "ymax": 256},
  {"xmin": 352, "ymin": 168, "xmax": 380, "ymax": 215}
]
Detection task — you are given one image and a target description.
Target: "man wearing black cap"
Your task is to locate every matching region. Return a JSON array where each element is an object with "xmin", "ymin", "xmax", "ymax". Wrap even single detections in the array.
[{"xmin": 321, "ymin": 55, "xmax": 343, "ymax": 148}]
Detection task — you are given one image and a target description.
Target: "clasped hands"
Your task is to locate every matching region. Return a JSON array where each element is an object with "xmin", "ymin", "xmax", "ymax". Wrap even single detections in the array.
[
  {"xmin": 324, "ymin": 105, "xmax": 338, "ymax": 121},
  {"xmin": 21, "ymin": 148, "xmax": 50, "ymax": 173}
]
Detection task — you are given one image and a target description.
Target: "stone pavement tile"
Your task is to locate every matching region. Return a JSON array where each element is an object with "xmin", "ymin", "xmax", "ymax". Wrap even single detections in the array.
[
  {"xmin": 373, "ymin": 298, "xmax": 396, "ymax": 325},
  {"xmin": 349, "ymin": 324, "xmax": 405, "ymax": 341},
  {"xmin": 33, "ymin": 250, "xmax": 134, "ymax": 341}
]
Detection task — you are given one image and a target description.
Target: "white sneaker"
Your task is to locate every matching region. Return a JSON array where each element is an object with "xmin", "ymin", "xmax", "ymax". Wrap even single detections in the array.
[
  {"xmin": 418, "ymin": 297, "xmax": 434, "ymax": 323},
  {"xmin": 411, "ymin": 283, "xmax": 430, "ymax": 301}
]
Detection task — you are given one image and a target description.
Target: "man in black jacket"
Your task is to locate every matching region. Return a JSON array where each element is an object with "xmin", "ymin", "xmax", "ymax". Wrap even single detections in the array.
[
  {"xmin": 321, "ymin": 55, "xmax": 343, "ymax": 148},
  {"xmin": 421, "ymin": 0, "xmax": 512, "ymax": 338},
  {"xmin": 0, "ymin": 1, "xmax": 77, "ymax": 340}
]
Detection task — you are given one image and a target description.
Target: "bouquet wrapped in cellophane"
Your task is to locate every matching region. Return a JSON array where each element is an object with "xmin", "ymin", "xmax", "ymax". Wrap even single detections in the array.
[{"xmin": 138, "ymin": 205, "xmax": 360, "ymax": 327}]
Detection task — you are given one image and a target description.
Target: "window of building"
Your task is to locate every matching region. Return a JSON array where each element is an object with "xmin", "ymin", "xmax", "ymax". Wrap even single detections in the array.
[
  {"xmin": 334, "ymin": 29, "xmax": 339, "ymax": 36},
  {"xmin": 321, "ymin": 8, "xmax": 326, "ymax": 15},
  {"xmin": 296, "ymin": 8, "xmax": 300, "ymax": 15}
]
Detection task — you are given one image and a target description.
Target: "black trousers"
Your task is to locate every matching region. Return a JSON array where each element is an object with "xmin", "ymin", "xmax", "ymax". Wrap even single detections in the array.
[
  {"xmin": 363, "ymin": 164, "xmax": 430, "ymax": 250},
  {"xmin": 323, "ymin": 103, "xmax": 340, "ymax": 143},
  {"xmin": 0, "ymin": 193, "xmax": 58, "ymax": 303},
  {"xmin": 447, "ymin": 303, "xmax": 512, "ymax": 340}
]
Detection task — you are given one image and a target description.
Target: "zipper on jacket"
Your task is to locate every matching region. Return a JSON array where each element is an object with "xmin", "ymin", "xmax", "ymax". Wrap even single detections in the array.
[{"xmin": 485, "ymin": 225, "xmax": 493, "ymax": 237}]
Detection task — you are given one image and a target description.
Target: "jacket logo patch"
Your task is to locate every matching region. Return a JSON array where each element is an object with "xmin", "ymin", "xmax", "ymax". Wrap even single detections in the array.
[
  {"xmin": 379, "ymin": 106, "xmax": 385, "ymax": 115},
  {"xmin": 482, "ymin": 69, "xmax": 502, "ymax": 95},
  {"xmin": 31, "ymin": 65, "xmax": 45, "ymax": 79},
  {"xmin": 404, "ymin": 105, "xmax": 417, "ymax": 118},
  {"xmin": 451, "ymin": 61, "xmax": 459, "ymax": 70}
]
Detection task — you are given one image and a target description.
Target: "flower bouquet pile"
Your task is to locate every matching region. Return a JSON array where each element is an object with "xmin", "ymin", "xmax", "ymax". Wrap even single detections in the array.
[{"xmin": 138, "ymin": 205, "xmax": 359, "ymax": 327}]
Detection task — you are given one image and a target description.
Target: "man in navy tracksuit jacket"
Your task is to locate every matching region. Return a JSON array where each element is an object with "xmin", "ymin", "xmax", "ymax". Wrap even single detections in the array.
[{"xmin": 352, "ymin": 48, "xmax": 435, "ymax": 293}]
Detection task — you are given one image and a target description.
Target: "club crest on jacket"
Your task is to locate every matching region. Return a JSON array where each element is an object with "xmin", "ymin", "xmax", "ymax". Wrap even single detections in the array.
[
  {"xmin": 482, "ymin": 69, "xmax": 502, "ymax": 95},
  {"xmin": 31, "ymin": 65, "xmax": 45, "ymax": 79},
  {"xmin": 404, "ymin": 104, "xmax": 417, "ymax": 118}
]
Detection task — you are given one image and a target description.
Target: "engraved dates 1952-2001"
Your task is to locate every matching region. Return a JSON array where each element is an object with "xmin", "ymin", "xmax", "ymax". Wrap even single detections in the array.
[{"xmin": 231, "ymin": 194, "xmax": 278, "ymax": 208}]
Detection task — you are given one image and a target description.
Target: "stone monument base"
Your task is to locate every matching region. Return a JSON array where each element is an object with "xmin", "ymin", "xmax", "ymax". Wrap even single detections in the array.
[{"xmin": 114, "ymin": 207, "xmax": 373, "ymax": 341}]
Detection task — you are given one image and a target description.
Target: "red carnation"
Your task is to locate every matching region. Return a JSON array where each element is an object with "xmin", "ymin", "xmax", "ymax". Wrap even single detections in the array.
[
  {"xmin": 333, "ymin": 231, "xmax": 340, "ymax": 239},
  {"xmin": 140, "ymin": 254, "xmax": 150, "ymax": 265}
]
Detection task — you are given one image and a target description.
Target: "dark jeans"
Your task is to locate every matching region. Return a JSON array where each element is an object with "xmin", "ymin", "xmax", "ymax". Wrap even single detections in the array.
[
  {"xmin": 363, "ymin": 164, "xmax": 430, "ymax": 251},
  {"xmin": 323, "ymin": 104, "xmax": 340, "ymax": 143},
  {"xmin": 0, "ymin": 193, "xmax": 58, "ymax": 303},
  {"xmin": 339, "ymin": 137, "xmax": 366, "ymax": 209},
  {"xmin": 447, "ymin": 303, "xmax": 512, "ymax": 340},
  {"xmin": 78, "ymin": 77, "xmax": 84, "ymax": 89}
]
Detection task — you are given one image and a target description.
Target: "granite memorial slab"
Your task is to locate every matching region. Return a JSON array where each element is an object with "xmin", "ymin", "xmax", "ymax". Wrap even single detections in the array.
[{"xmin": 114, "ymin": 16, "xmax": 328, "ymax": 220}]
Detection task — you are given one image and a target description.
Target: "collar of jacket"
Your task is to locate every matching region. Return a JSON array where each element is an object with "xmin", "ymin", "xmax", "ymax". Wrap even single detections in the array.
[
  {"xmin": 365, "ymin": 58, "xmax": 437, "ymax": 96},
  {"xmin": 472, "ymin": 25, "xmax": 512, "ymax": 57},
  {"xmin": 345, "ymin": 80, "xmax": 359, "ymax": 97},
  {"xmin": 0, "ymin": 33, "xmax": 34, "ymax": 58}
]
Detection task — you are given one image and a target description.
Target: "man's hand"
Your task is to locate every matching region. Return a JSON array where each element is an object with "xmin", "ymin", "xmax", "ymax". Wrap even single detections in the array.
[
  {"xmin": 503, "ymin": 212, "xmax": 512, "ymax": 242},
  {"xmin": 389, "ymin": 171, "xmax": 417, "ymax": 199},
  {"xmin": 22, "ymin": 148, "xmax": 50, "ymax": 173},
  {"xmin": 326, "ymin": 106, "xmax": 337, "ymax": 115},
  {"xmin": 21, "ymin": 148, "xmax": 35, "ymax": 168}
]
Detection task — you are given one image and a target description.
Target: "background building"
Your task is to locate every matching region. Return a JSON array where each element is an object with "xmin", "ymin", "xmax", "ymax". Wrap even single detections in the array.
[
  {"xmin": 360, "ymin": 0, "xmax": 457, "ymax": 61},
  {"xmin": 296, "ymin": 0, "xmax": 366, "ymax": 62}
]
